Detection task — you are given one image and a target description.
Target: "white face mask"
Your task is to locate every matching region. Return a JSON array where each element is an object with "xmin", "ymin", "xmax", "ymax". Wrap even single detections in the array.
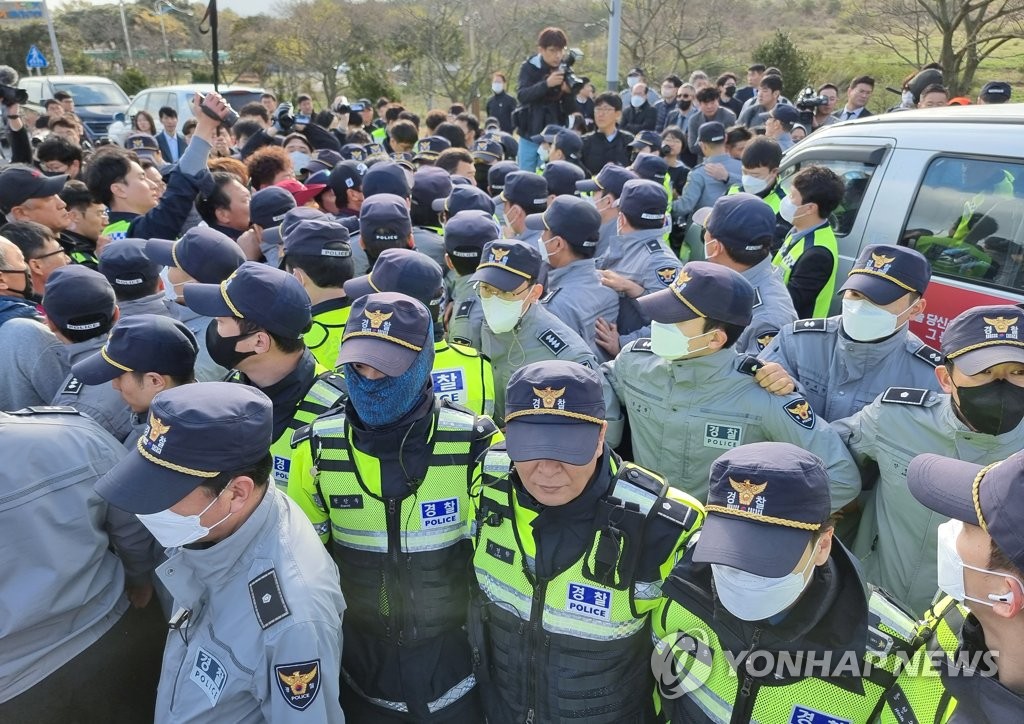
[
  {"xmin": 650, "ymin": 321, "xmax": 711, "ymax": 360},
  {"xmin": 627, "ymin": 76, "xmax": 640, "ymax": 89},
  {"xmin": 841, "ymin": 297, "xmax": 906, "ymax": 342},
  {"xmin": 779, "ymin": 195, "xmax": 800, "ymax": 223},
  {"xmin": 712, "ymin": 545, "xmax": 818, "ymax": 621},
  {"xmin": 936, "ymin": 518, "xmax": 1021, "ymax": 609},
  {"xmin": 742, "ymin": 174, "xmax": 770, "ymax": 195},
  {"xmin": 492, "ymin": 82, "xmax": 505, "ymax": 94},
  {"xmin": 538, "ymin": 146, "xmax": 550, "ymax": 164},
  {"xmin": 288, "ymin": 151, "xmax": 311, "ymax": 174},
  {"xmin": 630, "ymin": 95, "xmax": 645, "ymax": 108},
  {"xmin": 703, "ymin": 239, "xmax": 717, "ymax": 261},
  {"xmin": 481, "ymin": 293, "xmax": 527, "ymax": 334},
  {"xmin": 136, "ymin": 489, "xmax": 232, "ymax": 548}
]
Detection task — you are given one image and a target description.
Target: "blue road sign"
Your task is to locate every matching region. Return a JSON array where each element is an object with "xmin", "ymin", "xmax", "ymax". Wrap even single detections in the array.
[{"xmin": 26, "ymin": 44, "xmax": 48, "ymax": 69}]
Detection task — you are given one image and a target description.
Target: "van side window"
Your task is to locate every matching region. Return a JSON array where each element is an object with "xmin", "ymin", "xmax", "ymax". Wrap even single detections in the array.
[
  {"xmin": 780, "ymin": 160, "xmax": 877, "ymax": 237},
  {"xmin": 903, "ymin": 157, "xmax": 1024, "ymax": 292}
]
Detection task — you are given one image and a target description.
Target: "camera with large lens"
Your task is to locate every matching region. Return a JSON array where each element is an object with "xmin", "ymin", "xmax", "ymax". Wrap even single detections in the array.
[
  {"xmin": 0, "ymin": 84, "xmax": 28, "ymax": 107},
  {"xmin": 795, "ymin": 86, "xmax": 828, "ymax": 112},
  {"xmin": 558, "ymin": 48, "xmax": 586, "ymax": 95}
]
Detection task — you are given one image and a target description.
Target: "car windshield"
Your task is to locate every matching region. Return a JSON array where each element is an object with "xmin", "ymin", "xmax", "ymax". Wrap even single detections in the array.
[{"xmin": 54, "ymin": 82, "xmax": 129, "ymax": 106}]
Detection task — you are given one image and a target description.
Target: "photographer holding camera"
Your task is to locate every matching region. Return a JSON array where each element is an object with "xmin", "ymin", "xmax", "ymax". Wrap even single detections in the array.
[
  {"xmin": 1, "ymin": 65, "xmax": 32, "ymax": 165},
  {"xmin": 514, "ymin": 26, "xmax": 578, "ymax": 172}
]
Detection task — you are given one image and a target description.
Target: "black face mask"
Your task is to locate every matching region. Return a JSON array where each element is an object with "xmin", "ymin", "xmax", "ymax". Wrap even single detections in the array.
[
  {"xmin": 678, "ymin": 100, "xmax": 693, "ymax": 111},
  {"xmin": 953, "ymin": 379, "xmax": 1024, "ymax": 435},
  {"xmin": 2, "ymin": 267, "xmax": 34, "ymax": 301},
  {"xmin": 725, "ymin": 85, "xmax": 737, "ymax": 98},
  {"xmin": 205, "ymin": 321, "xmax": 258, "ymax": 370}
]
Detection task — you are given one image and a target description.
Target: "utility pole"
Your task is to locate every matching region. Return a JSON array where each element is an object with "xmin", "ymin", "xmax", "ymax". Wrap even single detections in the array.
[
  {"xmin": 41, "ymin": 0, "xmax": 64, "ymax": 75},
  {"xmin": 119, "ymin": 0, "xmax": 135, "ymax": 67},
  {"xmin": 606, "ymin": 0, "xmax": 621, "ymax": 92}
]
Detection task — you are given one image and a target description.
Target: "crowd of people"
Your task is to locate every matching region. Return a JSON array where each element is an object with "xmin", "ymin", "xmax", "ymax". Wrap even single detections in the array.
[{"xmin": 0, "ymin": 25, "xmax": 1022, "ymax": 724}]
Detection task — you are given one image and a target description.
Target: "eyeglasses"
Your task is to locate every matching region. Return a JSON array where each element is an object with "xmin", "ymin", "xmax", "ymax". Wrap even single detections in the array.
[
  {"xmin": 476, "ymin": 281, "xmax": 529, "ymax": 301},
  {"xmin": 32, "ymin": 248, "xmax": 68, "ymax": 262},
  {"xmin": 680, "ymin": 95, "xmax": 693, "ymax": 100}
]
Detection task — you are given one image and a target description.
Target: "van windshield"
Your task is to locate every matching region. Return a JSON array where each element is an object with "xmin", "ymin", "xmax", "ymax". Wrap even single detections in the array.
[{"xmin": 54, "ymin": 82, "xmax": 129, "ymax": 106}]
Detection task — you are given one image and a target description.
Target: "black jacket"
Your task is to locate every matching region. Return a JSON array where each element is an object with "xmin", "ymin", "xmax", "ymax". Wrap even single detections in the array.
[
  {"xmin": 580, "ymin": 128, "xmax": 635, "ymax": 176},
  {"xmin": 486, "ymin": 92, "xmax": 516, "ymax": 134},
  {"xmin": 515, "ymin": 54, "xmax": 575, "ymax": 138},
  {"xmin": 621, "ymin": 102, "xmax": 657, "ymax": 134}
]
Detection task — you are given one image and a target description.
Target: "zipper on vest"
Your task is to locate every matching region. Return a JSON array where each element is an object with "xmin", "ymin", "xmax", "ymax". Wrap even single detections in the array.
[
  {"xmin": 731, "ymin": 626, "xmax": 763, "ymax": 724},
  {"xmin": 387, "ymin": 497, "xmax": 404, "ymax": 645},
  {"xmin": 525, "ymin": 580, "xmax": 548, "ymax": 723}
]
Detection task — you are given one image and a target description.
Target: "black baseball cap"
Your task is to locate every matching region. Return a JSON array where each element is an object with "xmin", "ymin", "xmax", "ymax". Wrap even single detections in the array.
[
  {"xmin": 980, "ymin": 81, "xmax": 1012, "ymax": 104},
  {"xmin": 411, "ymin": 165, "xmax": 453, "ymax": 210},
  {"xmin": 345, "ymin": 247, "xmax": 443, "ymax": 307},
  {"xmin": 501, "ymin": 172, "xmax": 548, "ymax": 210},
  {"xmin": 628, "ymin": 130, "xmax": 662, "ymax": 149},
  {"xmin": 908, "ymin": 451, "xmax": 1024, "ymax": 572},
  {"xmin": 576, "ymin": 163, "xmax": 638, "ymax": 196},
  {"xmin": 542, "ymin": 161, "xmax": 585, "ymax": 197},
  {"xmin": 769, "ymin": 104, "xmax": 802, "ymax": 125},
  {"xmin": 98, "ymin": 239, "xmax": 161, "ymax": 291},
  {"xmin": 839, "ymin": 244, "xmax": 931, "ymax": 305},
  {"xmin": 432, "ymin": 185, "xmax": 496, "ymax": 216},
  {"xmin": 362, "ymin": 162, "xmax": 410, "ymax": 199},
  {"xmin": 698, "ymin": 121, "xmax": 726, "ymax": 144},
  {"xmin": 42, "ymin": 265, "xmax": 117, "ymax": 333},
  {"xmin": 249, "ymin": 186, "xmax": 296, "ymax": 228},
  {"xmin": 552, "ymin": 130, "xmax": 582, "ymax": 161},
  {"xmin": 282, "ymin": 217, "xmax": 352, "ymax": 259},
  {"xmin": 413, "ymin": 136, "xmax": 452, "ymax": 162},
  {"xmin": 305, "ymin": 148, "xmax": 344, "ymax": 174},
  {"xmin": 444, "ymin": 210, "xmax": 500, "ymax": 260},
  {"xmin": 941, "ymin": 304, "xmax": 1024, "ymax": 375},
  {"xmin": 692, "ymin": 193, "xmax": 776, "ymax": 254},
  {"xmin": 692, "ymin": 442, "xmax": 832, "ymax": 578},
  {"xmin": 145, "ymin": 227, "xmax": 245, "ymax": 284},
  {"xmin": 0, "ymin": 164, "xmax": 66, "ymax": 214},
  {"xmin": 631, "ymin": 155, "xmax": 668, "ymax": 185},
  {"xmin": 504, "ymin": 360, "xmax": 607, "ymax": 465},
  {"xmin": 359, "ymin": 193, "xmax": 412, "ymax": 247},
  {"xmin": 72, "ymin": 314, "xmax": 198, "ymax": 384},
  {"xmin": 337, "ymin": 291, "xmax": 432, "ymax": 376},
  {"xmin": 524, "ymin": 195, "xmax": 600, "ymax": 250},
  {"xmin": 472, "ymin": 138, "xmax": 504, "ymax": 164},
  {"xmin": 617, "ymin": 178, "xmax": 668, "ymax": 228},
  {"xmin": 183, "ymin": 261, "xmax": 312, "ymax": 339},
  {"xmin": 95, "ymin": 383, "xmax": 274, "ymax": 514},
  {"xmin": 530, "ymin": 123, "xmax": 563, "ymax": 145},
  {"xmin": 471, "ymin": 239, "xmax": 542, "ymax": 291},
  {"xmin": 327, "ymin": 160, "xmax": 367, "ymax": 196},
  {"xmin": 637, "ymin": 260, "xmax": 754, "ymax": 327}
]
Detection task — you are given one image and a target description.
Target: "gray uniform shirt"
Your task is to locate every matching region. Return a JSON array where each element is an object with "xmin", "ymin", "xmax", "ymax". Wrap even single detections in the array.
[
  {"xmin": 172, "ymin": 304, "xmax": 230, "ymax": 382},
  {"xmin": 482, "ymin": 303, "xmax": 621, "ymax": 442},
  {"xmin": 597, "ymin": 227, "xmax": 681, "ymax": 296},
  {"xmin": 673, "ymin": 153, "xmax": 742, "ymax": 219},
  {"xmin": 51, "ymin": 336, "xmax": 134, "ymax": 442},
  {"xmin": 735, "ymin": 257, "xmax": 798, "ymax": 356},
  {"xmin": 413, "ymin": 227, "xmax": 447, "ymax": 270},
  {"xmin": 447, "ymin": 274, "xmax": 484, "ymax": 351},
  {"xmin": 605, "ymin": 344, "xmax": 860, "ymax": 506},
  {"xmin": 117, "ymin": 291, "xmax": 178, "ymax": 318},
  {"xmin": 0, "ymin": 408, "xmax": 153, "ymax": 702},
  {"xmin": 154, "ymin": 485, "xmax": 345, "ymax": 723},
  {"xmin": 542, "ymin": 258, "xmax": 620, "ymax": 358},
  {"xmin": 833, "ymin": 390, "xmax": 1024, "ymax": 614},
  {"xmin": 761, "ymin": 317, "xmax": 943, "ymax": 422},
  {"xmin": 595, "ymin": 217, "xmax": 617, "ymax": 260},
  {"xmin": 0, "ymin": 317, "xmax": 68, "ymax": 411}
]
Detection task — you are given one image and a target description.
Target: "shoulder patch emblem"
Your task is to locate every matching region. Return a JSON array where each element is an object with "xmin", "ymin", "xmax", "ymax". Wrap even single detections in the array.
[
  {"xmin": 645, "ymin": 239, "xmax": 663, "ymax": 254},
  {"xmin": 881, "ymin": 387, "xmax": 929, "ymax": 406},
  {"xmin": 455, "ymin": 299, "xmax": 475, "ymax": 319},
  {"xmin": 752, "ymin": 288, "xmax": 763, "ymax": 309},
  {"xmin": 655, "ymin": 266, "xmax": 676, "ymax": 286},
  {"xmin": 756, "ymin": 331, "xmax": 779, "ymax": 351},
  {"xmin": 275, "ymin": 659, "xmax": 322, "ymax": 711},
  {"xmin": 249, "ymin": 569, "xmax": 291, "ymax": 630},
  {"xmin": 631, "ymin": 338, "xmax": 653, "ymax": 353},
  {"xmin": 62, "ymin": 376, "xmax": 84, "ymax": 396},
  {"xmin": 913, "ymin": 344, "xmax": 944, "ymax": 367},
  {"xmin": 784, "ymin": 398, "xmax": 816, "ymax": 429},
  {"xmin": 538, "ymin": 328, "xmax": 568, "ymax": 355},
  {"xmin": 793, "ymin": 318, "xmax": 827, "ymax": 333}
]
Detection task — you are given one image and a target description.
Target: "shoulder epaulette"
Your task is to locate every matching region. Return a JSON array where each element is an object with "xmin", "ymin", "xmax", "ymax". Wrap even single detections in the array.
[
  {"xmin": 913, "ymin": 343, "xmax": 944, "ymax": 368},
  {"xmin": 290, "ymin": 423, "xmax": 313, "ymax": 448},
  {"xmin": 628, "ymin": 338, "xmax": 653, "ymax": 353},
  {"xmin": 881, "ymin": 387, "xmax": 930, "ymax": 406},
  {"xmin": 752, "ymin": 288, "xmax": 763, "ymax": 309},
  {"xmin": 455, "ymin": 299, "xmax": 476, "ymax": 319},
  {"xmin": 7, "ymin": 405, "xmax": 81, "ymax": 416},
  {"xmin": 446, "ymin": 341, "xmax": 481, "ymax": 358},
  {"xmin": 793, "ymin": 318, "xmax": 828, "ymax": 333},
  {"xmin": 249, "ymin": 569, "xmax": 291, "ymax": 630},
  {"xmin": 540, "ymin": 288, "xmax": 560, "ymax": 304},
  {"xmin": 736, "ymin": 354, "xmax": 762, "ymax": 376}
]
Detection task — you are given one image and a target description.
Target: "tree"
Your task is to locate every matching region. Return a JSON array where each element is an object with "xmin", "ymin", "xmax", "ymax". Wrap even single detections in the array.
[
  {"xmin": 277, "ymin": 0, "xmax": 353, "ymax": 104},
  {"xmin": 616, "ymin": 0, "xmax": 734, "ymax": 79},
  {"xmin": 848, "ymin": 0, "xmax": 1024, "ymax": 94},
  {"xmin": 753, "ymin": 31, "xmax": 811, "ymax": 98}
]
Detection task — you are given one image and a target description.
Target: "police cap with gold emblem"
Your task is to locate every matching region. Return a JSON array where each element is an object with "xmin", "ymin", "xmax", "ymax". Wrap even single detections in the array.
[
  {"xmin": 693, "ymin": 442, "xmax": 832, "ymax": 577},
  {"xmin": 72, "ymin": 314, "xmax": 198, "ymax": 384},
  {"xmin": 337, "ymin": 292, "xmax": 431, "ymax": 376},
  {"xmin": 471, "ymin": 239, "xmax": 543, "ymax": 292},
  {"xmin": 941, "ymin": 303, "xmax": 1024, "ymax": 375},
  {"xmin": 95, "ymin": 383, "xmax": 274, "ymax": 514},
  {"xmin": 839, "ymin": 243, "xmax": 930, "ymax": 305},
  {"xmin": 504, "ymin": 360, "xmax": 606, "ymax": 465},
  {"xmin": 637, "ymin": 260, "xmax": 754, "ymax": 326}
]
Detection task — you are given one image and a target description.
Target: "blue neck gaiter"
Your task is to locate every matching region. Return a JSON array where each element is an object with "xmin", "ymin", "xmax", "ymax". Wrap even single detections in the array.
[{"xmin": 344, "ymin": 344, "xmax": 435, "ymax": 428}]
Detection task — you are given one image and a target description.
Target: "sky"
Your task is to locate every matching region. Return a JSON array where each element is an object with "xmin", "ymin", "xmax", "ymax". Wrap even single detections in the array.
[{"xmin": 50, "ymin": 0, "xmax": 280, "ymax": 17}]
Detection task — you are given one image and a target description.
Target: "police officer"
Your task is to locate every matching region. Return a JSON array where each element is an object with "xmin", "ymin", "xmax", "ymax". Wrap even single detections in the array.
[
  {"xmin": 444, "ymin": 210, "xmax": 501, "ymax": 351},
  {"xmin": 287, "ymin": 292, "xmax": 502, "ymax": 722},
  {"xmin": 499, "ymin": 172, "xmax": 549, "ymax": 251},
  {"xmin": 182, "ymin": 262, "xmax": 347, "ymax": 490},
  {"xmin": 771, "ymin": 245, "xmax": 940, "ymax": 400},
  {"xmin": 248, "ymin": 186, "xmax": 296, "ymax": 268},
  {"xmin": 281, "ymin": 217, "xmax": 355, "ymax": 370},
  {"xmin": 472, "ymin": 239, "xmax": 620, "ymax": 435},
  {"xmin": 693, "ymin": 193, "xmax": 797, "ymax": 354},
  {"xmin": 673, "ymin": 122, "xmax": 741, "ymax": 222},
  {"xmin": 409, "ymin": 165, "xmax": 452, "ymax": 269},
  {"xmin": 145, "ymin": 226, "xmax": 246, "ymax": 382},
  {"xmin": 0, "ymin": 406, "xmax": 162, "ymax": 723},
  {"xmin": 344, "ymin": 247, "xmax": 496, "ymax": 416},
  {"xmin": 833, "ymin": 304, "xmax": 1024, "ymax": 613},
  {"xmin": 653, "ymin": 443, "xmax": 920, "ymax": 723},
  {"xmin": 95, "ymin": 383, "xmax": 346, "ymax": 723},
  {"xmin": 98, "ymin": 239, "xmax": 177, "ymax": 318},
  {"xmin": 881, "ymin": 450, "xmax": 1024, "ymax": 721},
  {"xmin": 432, "ymin": 184, "xmax": 496, "ymax": 225},
  {"xmin": 71, "ymin": 313, "xmax": 198, "ymax": 448},
  {"xmin": 470, "ymin": 360, "xmax": 705, "ymax": 723},
  {"xmin": 604, "ymin": 261, "xmax": 860, "ymax": 505},
  {"xmin": 524, "ymin": 195, "xmax": 619, "ymax": 358},
  {"xmin": 43, "ymin": 265, "xmax": 134, "ymax": 441},
  {"xmin": 576, "ymin": 163, "xmax": 639, "ymax": 258}
]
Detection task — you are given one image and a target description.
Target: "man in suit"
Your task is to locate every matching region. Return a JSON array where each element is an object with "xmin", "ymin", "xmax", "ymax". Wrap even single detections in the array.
[
  {"xmin": 156, "ymin": 106, "xmax": 187, "ymax": 163},
  {"xmin": 833, "ymin": 76, "xmax": 875, "ymax": 121}
]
